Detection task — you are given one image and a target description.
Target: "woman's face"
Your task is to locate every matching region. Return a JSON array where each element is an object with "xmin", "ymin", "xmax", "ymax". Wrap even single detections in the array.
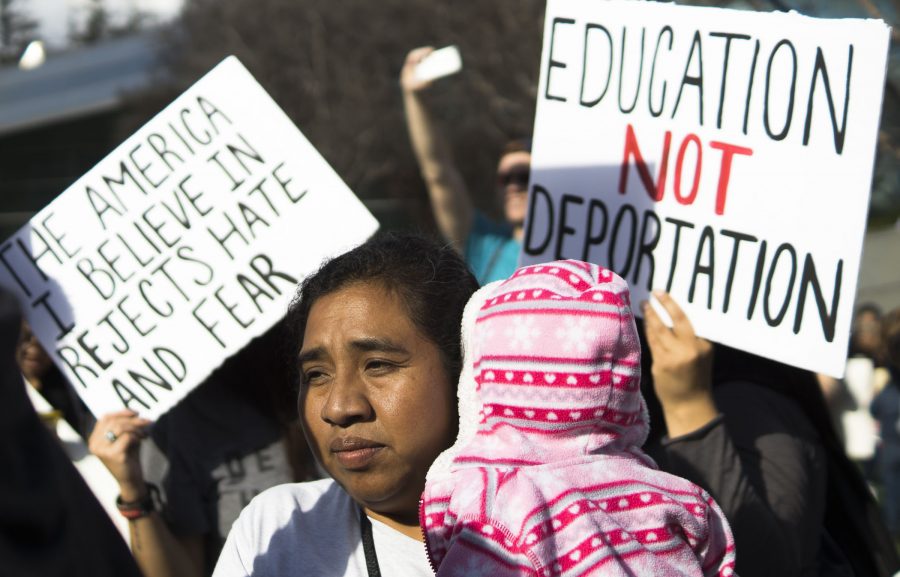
[{"xmin": 298, "ymin": 281, "xmax": 456, "ymax": 519}]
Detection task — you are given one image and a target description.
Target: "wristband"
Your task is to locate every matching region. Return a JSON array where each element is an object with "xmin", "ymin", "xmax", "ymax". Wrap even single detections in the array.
[{"xmin": 116, "ymin": 483, "xmax": 160, "ymax": 520}]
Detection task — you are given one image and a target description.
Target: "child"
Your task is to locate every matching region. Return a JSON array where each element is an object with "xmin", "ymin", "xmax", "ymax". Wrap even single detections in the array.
[{"xmin": 421, "ymin": 260, "xmax": 736, "ymax": 576}]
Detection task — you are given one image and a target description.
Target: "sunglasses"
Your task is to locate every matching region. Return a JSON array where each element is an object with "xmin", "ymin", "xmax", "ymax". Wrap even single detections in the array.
[{"xmin": 497, "ymin": 169, "xmax": 530, "ymax": 188}]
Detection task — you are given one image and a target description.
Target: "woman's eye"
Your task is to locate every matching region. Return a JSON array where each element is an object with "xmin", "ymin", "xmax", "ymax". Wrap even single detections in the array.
[
  {"xmin": 302, "ymin": 370, "xmax": 327, "ymax": 385},
  {"xmin": 365, "ymin": 360, "xmax": 396, "ymax": 373}
]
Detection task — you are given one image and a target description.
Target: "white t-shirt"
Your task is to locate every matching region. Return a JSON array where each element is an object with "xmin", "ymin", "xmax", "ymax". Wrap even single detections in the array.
[{"xmin": 213, "ymin": 478, "xmax": 433, "ymax": 577}]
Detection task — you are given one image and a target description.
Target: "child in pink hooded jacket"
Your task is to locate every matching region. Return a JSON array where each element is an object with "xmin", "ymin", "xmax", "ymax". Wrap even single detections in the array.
[{"xmin": 420, "ymin": 260, "xmax": 737, "ymax": 577}]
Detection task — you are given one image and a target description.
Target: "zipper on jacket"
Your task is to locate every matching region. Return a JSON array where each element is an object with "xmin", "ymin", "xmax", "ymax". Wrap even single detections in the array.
[{"xmin": 419, "ymin": 497, "xmax": 440, "ymax": 575}]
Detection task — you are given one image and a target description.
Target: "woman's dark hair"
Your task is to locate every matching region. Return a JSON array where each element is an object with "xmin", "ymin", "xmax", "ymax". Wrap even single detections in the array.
[{"xmin": 285, "ymin": 232, "xmax": 478, "ymax": 388}]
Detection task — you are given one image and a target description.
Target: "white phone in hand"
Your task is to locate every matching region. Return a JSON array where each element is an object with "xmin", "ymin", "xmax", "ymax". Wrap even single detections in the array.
[{"xmin": 414, "ymin": 45, "xmax": 463, "ymax": 83}]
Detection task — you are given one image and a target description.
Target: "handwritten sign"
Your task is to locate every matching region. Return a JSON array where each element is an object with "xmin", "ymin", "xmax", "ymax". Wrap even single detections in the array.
[
  {"xmin": 0, "ymin": 57, "xmax": 379, "ymax": 418},
  {"xmin": 522, "ymin": 0, "xmax": 890, "ymax": 378}
]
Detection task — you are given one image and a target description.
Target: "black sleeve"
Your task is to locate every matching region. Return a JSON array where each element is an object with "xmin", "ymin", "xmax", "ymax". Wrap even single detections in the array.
[{"xmin": 656, "ymin": 381, "xmax": 827, "ymax": 577}]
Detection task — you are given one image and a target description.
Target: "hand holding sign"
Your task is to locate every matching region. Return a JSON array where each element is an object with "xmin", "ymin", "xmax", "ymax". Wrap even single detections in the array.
[
  {"xmin": 87, "ymin": 410, "xmax": 152, "ymax": 501},
  {"xmin": 643, "ymin": 291, "xmax": 718, "ymax": 438}
]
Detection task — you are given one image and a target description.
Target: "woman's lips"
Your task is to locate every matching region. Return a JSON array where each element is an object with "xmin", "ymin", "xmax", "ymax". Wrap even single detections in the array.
[{"xmin": 330, "ymin": 436, "xmax": 385, "ymax": 469}]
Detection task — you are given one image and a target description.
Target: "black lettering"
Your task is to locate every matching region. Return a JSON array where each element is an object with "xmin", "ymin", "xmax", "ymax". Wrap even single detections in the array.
[
  {"xmin": 215, "ymin": 286, "xmax": 253, "ymax": 329},
  {"xmin": 524, "ymin": 185, "xmax": 555, "ymax": 255},
  {"xmin": 648, "ymin": 26, "xmax": 673, "ymax": 117},
  {"xmin": 688, "ymin": 225, "xmax": 715, "ymax": 309},
  {"xmin": 664, "ymin": 217, "xmax": 695, "ymax": 292},
  {"xmin": 192, "ymin": 298, "xmax": 224, "ymax": 348},
  {"xmin": 197, "ymin": 96, "xmax": 232, "ymax": 133},
  {"xmin": 249, "ymin": 253, "xmax": 297, "ymax": 295},
  {"xmin": 117, "ymin": 295, "xmax": 156, "ymax": 337},
  {"xmin": 720, "ymin": 229, "xmax": 757, "ymax": 314},
  {"xmin": 207, "ymin": 213, "xmax": 248, "ymax": 260},
  {"xmin": 793, "ymin": 255, "xmax": 842, "ymax": 342},
  {"xmin": 129, "ymin": 142, "xmax": 167, "ymax": 189},
  {"xmin": 77, "ymin": 257, "xmax": 116, "ymax": 300},
  {"xmin": 176, "ymin": 246, "xmax": 215, "ymax": 287},
  {"xmin": 581, "ymin": 198, "xmax": 609, "ymax": 261},
  {"xmin": 272, "ymin": 162, "xmax": 306, "ymax": 203},
  {"xmin": 97, "ymin": 312, "xmax": 130, "ymax": 354},
  {"xmin": 709, "ymin": 32, "xmax": 751, "ymax": 130},
  {"xmin": 76, "ymin": 329, "xmax": 112, "ymax": 370},
  {"xmin": 747, "ymin": 240, "xmax": 768, "ymax": 320},
  {"xmin": 32, "ymin": 292, "xmax": 74, "ymax": 339},
  {"xmin": 57, "ymin": 345, "xmax": 98, "ymax": 388},
  {"xmin": 236, "ymin": 274, "xmax": 274, "ymax": 313},
  {"xmin": 154, "ymin": 347, "xmax": 187, "ymax": 382},
  {"xmin": 138, "ymin": 279, "xmax": 173, "ymax": 319},
  {"xmin": 112, "ymin": 379, "xmax": 150, "ymax": 411},
  {"xmin": 40, "ymin": 212, "xmax": 81, "ymax": 258},
  {"xmin": 147, "ymin": 132, "xmax": 184, "ymax": 172},
  {"xmin": 545, "ymin": 17, "xmax": 576, "ymax": 102},
  {"xmin": 763, "ymin": 243, "xmax": 797, "ymax": 326},
  {"xmin": 556, "ymin": 194, "xmax": 584, "ymax": 260},
  {"xmin": 580, "ymin": 24, "xmax": 613, "ymax": 108},
  {"xmin": 618, "ymin": 27, "xmax": 646, "ymax": 114},
  {"xmin": 633, "ymin": 209, "xmax": 661, "ymax": 290},
  {"xmin": 237, "ymin": 202, "xmax": 270, "ymax": 238},
  {"xmin": 763, "ymin": 39, "xmax": 797, "ymax": 141},
  {"xmin": 672, "ymin": 31, "xmax": 705, "ymax": 125},
  {"xmin": 609, "ymin": 204, "xmax": 637, "ymax": 277},
  {"xmin": 803, "ymin": 46, "xmax": 852, "ymax": 154}
]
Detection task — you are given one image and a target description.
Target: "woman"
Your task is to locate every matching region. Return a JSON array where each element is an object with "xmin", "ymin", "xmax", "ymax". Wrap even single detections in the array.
[
  {"xmin": 213, "ymin": 233, "xmax": 478, "ymax": 576},
  {"xmin": 642, "ymin": 291, "xmax": 899, "ymax": 577}
]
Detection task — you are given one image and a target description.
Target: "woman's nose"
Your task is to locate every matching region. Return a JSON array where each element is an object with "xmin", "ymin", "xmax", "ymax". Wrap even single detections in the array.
[{"xmin": 320, "ymin": 373, "xmax": 373, "ymax": 426}]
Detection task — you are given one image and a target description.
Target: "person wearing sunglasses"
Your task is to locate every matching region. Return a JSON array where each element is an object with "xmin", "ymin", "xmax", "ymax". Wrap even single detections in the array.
[{"xmin": 401, "ymin": 46, "xmax": 530, "ymax": 285}]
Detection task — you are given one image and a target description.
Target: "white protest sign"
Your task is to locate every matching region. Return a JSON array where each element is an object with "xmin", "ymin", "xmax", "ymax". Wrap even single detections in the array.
[
  {"xmin": 522, "ymin": 0, "xmax": 891, "ymax": 377},
  {"xmin": 0, "ymin": 56, "xmax": 379, "ymax": 419}
]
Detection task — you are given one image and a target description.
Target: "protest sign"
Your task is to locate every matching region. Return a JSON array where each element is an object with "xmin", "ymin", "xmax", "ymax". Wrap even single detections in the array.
[
  {"xmin": 0, "ymin": 56, "xmax": 379, "ymax": 419},
  {"xmin": 522, "ymin": 0, "xmax": 891, "ymax": 377}
]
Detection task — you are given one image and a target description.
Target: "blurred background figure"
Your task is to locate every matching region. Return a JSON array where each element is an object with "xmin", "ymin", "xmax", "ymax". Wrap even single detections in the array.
[
  {"xmin": 17, "ymin": 319, "xmax": 93, "ymax": 439},
  {"xmin": 870, "ymin": 308, "xmax": 900, "ymax": 545},
  {"xmin": 819, "ymin": 304, "xmax": 889, "ymax": 483},
  {"xmin": 642, "ymin": 291, "xmax": 899, "ymax": 577},
  {"xmin": 401, "ymin": 46, "xmax": 531, "ymax": 284}
]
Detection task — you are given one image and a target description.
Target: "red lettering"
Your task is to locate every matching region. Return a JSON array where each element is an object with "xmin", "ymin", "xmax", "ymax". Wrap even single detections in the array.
[
  {"xmin": 619, "ymin": 123, "xmax": 671, "ymax": 202},
  {"xmin": 674, "ymin": 133, "xmax": 702, "ymax": 206},
  {"xmin": 709, "ymin": 141, "xmax": 753, "ymax": 215}
]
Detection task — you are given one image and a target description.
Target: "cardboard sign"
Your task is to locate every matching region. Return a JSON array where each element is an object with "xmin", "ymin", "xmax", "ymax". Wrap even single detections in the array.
[
  {"xmin": 522, "ymin": 0, "xmax": 891, "ymax": 377},
  {"xmin": 0, "ymin": 57, "xmax": 379, "ymax": 419}
]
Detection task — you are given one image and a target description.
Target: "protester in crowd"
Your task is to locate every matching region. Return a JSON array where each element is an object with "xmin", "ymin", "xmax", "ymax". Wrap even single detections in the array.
[
  {"xmin": 643, "ymin": 291, "xmax": 899, "ymax": 577},
  {"xmin": 870, "ymin": 307, "xmax": 900, "ymax": 544},
  {"xmin": 0, "ymin": 289, "xmax": 143, "ymax": 577},
  {"xmin": 213, "ymin": 232, "xmax": 478, "ymax": 577},
  {"xmin": 88, "ymin": 324, "xmax": 318, "ymax": 577},
  {"xmin": 422, "ymin": 262, "xmax": 736, "ymax": 576},
  {"xmin": 401, "ymin": 46, "xmax": 530, "ymax": 284},
  {"xmin": 819, "ymin": 303, "xmax": 887, "ymax": 480},
  {"xmin": 17, "ymin": 319, "xmax": 92, "ymax": 438}
]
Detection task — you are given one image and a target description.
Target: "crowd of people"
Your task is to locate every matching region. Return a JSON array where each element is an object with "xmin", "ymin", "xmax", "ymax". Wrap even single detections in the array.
[{"xmin": 3, "ymin": 45, "xmax": 900, "ymax": 577}]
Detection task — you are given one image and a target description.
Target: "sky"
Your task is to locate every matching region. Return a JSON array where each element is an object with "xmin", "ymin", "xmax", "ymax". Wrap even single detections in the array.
[{"xmin": 26, "ymin": 0, "xmax": 184, "ymax": 48}]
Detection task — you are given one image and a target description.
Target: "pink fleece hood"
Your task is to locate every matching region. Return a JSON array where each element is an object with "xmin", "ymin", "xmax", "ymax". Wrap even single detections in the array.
[{"xmin": 454, "ymin": 260, "xmax": 649, "ymax": 468}]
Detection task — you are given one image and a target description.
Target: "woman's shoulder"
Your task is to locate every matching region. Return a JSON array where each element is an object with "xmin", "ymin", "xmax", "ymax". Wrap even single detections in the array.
[
  {"xmin": 233, "ymin": 478, "xmax": 353, "ymax": 534},
  {"xmin": 246, "ymin": 478, "xmax": 347, "ymax": 513}
]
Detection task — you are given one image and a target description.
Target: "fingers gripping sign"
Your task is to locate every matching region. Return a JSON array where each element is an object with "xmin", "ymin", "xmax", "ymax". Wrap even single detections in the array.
[
  {"xmin": 642, "ymin": 291, "xmax": 718, "ymax": 437},
  {"xmin": 88, "ymin": 410, "xmax": 153, "ymax": 501}
]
